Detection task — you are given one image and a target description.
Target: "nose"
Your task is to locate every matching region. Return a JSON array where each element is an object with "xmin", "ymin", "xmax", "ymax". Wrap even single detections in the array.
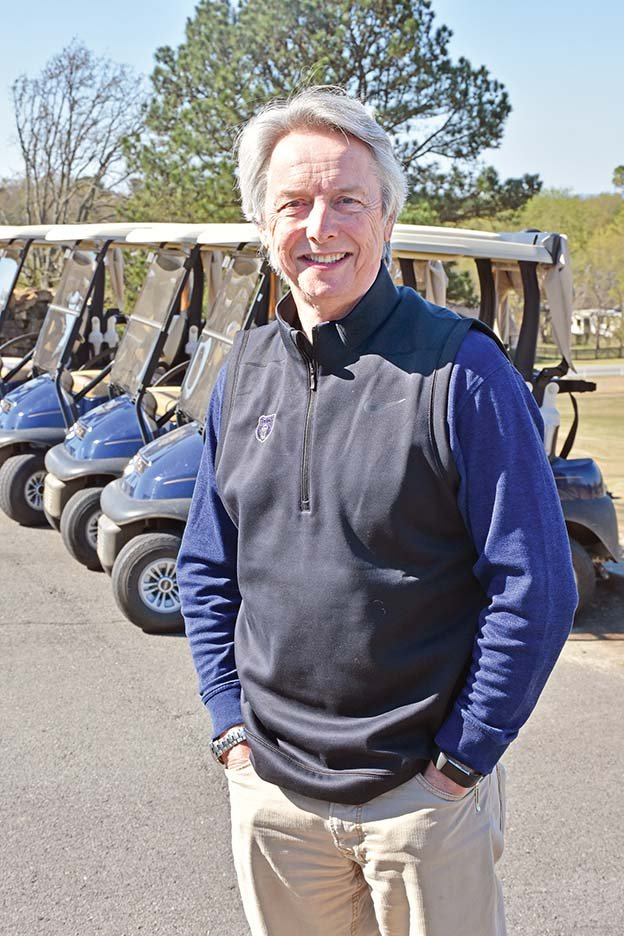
[{"xmin": 306, "ymin": 197, "xmax": 336, "ymax": 243}]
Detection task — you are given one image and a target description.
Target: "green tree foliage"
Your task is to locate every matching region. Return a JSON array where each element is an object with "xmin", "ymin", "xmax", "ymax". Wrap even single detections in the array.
[
  {"xmin": 580, "ymin": 211, "xmax": 624, "ymax": 312},
  {"xmin": 446, "ymin": 263, "xmax": 479, "ymax": 307},
  {"xmin": 126, "ymin": 0, "xmax": 539, "ymax": 222},
  {"xmin": 404, "ymin": 165, "xmax": 541, "ymax": 224},
  {"xmin": 516, "ymin": 189, "xmax": 624, "ymax": 321},
  {"xmin": 612, "ymin": 164, "xmax": 624, "ymax": 194},
  {"xmin": 518, "ymin": 189, "xmax": 622, "ymax": 252}
]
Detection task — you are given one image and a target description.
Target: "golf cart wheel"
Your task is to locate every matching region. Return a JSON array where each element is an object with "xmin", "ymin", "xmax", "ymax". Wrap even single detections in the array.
[
  {"xmin": 570, "ymin": 538, "xmax": 596, "ymax": 615},
  {"xmin": 0, "ymin": 453, "xmax": 48, "ymax": 526},
  {"xmin": 60, "ymin": 487, "xmax": 104, "ymax": 571},
  {"xmin": 112, "ymin": 532, "xmax": 184, "ymax": 635}
]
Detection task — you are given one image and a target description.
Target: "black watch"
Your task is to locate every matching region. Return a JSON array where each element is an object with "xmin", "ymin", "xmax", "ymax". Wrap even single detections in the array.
[{"xmin": 434, "ymin": 750, "xmax": 483, "ymax": 788}]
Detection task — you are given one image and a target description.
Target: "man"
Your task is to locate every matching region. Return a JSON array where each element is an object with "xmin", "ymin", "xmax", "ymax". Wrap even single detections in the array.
[{"xmin": 178, "ymin": 87, "xmax": 577, "ymax": 935}]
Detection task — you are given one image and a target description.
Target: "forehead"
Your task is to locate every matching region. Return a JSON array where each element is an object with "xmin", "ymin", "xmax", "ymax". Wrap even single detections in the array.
[{"xmin": 266, "ymin": 129, "xmax": 379, "ymax": 192}]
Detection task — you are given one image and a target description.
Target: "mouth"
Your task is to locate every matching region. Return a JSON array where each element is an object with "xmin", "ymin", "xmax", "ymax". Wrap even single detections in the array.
[{"xmin": 300, "ymin": 252, "xmax": 350, "ymax": 266}]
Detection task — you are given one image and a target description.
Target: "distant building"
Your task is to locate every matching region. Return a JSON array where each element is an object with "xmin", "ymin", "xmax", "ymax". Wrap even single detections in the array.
[{"xmin": 572, "ymin": 308, "xmax": 622, "ymax": 341}]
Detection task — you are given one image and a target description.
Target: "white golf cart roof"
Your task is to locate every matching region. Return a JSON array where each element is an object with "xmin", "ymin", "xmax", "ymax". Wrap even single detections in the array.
[
  {"xmin": 197, "ymin": 223, "xmax": 260, "ymax": 247},
  {"xmin": 391, "ymin": 224, "xmax": 556, "ymax": 264},
  {"xmin": 124, "ymin": 223, "xmax": 216, "ymax": 246},
  {"xmin": 124, "ymin": 222, "xmax": 261, "ymax": 248},
  {"xmin": 0, "ymin": 224, "xmax": 56, "ymax": 246},
  {"xmin": 44, "ymin": 222, "xmax": 155, "ymax": 246}
]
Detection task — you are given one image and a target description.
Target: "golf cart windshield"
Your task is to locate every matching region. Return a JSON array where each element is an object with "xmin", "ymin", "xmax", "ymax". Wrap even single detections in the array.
[
  {"xmin": 0, "ymin": 251, "xmax": 19, "ymax": 326},
  {"xmin": 109, "ymin": 248, "xmax": 189, "ymax": 398},
  {"xmin": 32, "ymin": 248, "xmax": 98, "ymax": 375},
  {"xmin": 178, "ymin": 253, "xmax": 264, "ymax": 425}
]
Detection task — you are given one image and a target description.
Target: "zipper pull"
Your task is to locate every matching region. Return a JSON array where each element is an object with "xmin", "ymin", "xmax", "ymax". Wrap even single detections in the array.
[
  {"xmin": 310, "ymin": 331, "xmax": 318, "ymax": 391},
  {"xmin": 474, "ymin": 781, "xmax": 481, "ymax": 813}
]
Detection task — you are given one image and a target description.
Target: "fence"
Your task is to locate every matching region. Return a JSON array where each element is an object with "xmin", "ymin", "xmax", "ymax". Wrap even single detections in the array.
[{"xmin": 536, "ymin": 345, "xmax": 624, "ymax": 362}]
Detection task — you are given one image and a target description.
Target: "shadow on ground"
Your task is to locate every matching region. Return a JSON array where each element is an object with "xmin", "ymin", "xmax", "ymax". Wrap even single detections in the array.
[{"xmin": 572, "ymin": 564, "xmax": 624, "ymax": 641}]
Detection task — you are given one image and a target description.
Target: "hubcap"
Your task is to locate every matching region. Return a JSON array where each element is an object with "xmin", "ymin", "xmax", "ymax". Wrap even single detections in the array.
[
  {"xmin": 86, "ymin": 511, "xmax": 101, "ymax": 551},
  {"xmin": 25, "ymin": 470, "xmax": 46, "ymax": 511},
  {"xmin": 139, "ymin": 558, "xmax": 180, "ymax": 614}
]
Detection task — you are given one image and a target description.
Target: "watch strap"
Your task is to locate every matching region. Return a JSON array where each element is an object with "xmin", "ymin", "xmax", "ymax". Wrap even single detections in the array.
[{"xmin": 210, "ymin": 725, "xmax": 247, "ymax": 764}]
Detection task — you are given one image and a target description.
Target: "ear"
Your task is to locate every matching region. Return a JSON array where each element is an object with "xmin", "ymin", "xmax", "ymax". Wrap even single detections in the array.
[{"xmin": 383, "ymin": 213, "xmax": 396, "ymax": 243}]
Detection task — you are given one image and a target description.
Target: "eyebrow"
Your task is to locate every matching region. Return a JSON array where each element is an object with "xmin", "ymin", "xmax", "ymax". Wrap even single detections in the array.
[{"xmin": 274, "ymin": 185, "xmax": 368, "ymax": 201}]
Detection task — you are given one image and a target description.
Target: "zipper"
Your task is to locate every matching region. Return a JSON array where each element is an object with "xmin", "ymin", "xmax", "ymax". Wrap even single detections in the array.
[
  {"xmin": 474, "ymin": 778, "xmax": 483, "ymax": 813},
  {"xmin": 299, "ymin": 335, "xmax": 317, "ymax": 512}
]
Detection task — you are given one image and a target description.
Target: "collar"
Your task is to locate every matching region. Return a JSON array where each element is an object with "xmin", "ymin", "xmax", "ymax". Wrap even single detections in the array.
[{"xmin": 276, "ymin": 264, "xmax": 401, "ymax": 372}]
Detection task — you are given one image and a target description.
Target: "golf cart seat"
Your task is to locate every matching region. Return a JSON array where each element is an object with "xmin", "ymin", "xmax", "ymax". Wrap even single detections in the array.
[
  {"xmin": 1, "ymin": 356, "xmax": 33, "ymax": 381},
  {"xmin": 70, "ymin": 369, "xmax": 112, "ymax": 398},
  {"xmin": 149, "ymin": 386, "xmax": 181, "ymax": 417}
]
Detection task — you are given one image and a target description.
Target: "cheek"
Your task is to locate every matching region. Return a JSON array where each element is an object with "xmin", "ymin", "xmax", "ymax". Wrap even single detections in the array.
[
  {"xmin": 270, "ymin": 220, "xmax": 296, "ymax": 256},
  {"xmin": 354, "ymin": 222, "xmax": 385, "ymax": 267}
]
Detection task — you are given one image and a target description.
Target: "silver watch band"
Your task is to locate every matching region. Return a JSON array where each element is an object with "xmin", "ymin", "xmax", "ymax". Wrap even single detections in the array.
[{"xmin": 210, "ymin": 725, "xmax": 247, "ymax": 764}]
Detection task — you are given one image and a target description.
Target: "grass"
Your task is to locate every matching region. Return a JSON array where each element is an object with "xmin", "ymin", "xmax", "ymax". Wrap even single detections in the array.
[{"xmin": 556, "ymin": 374, "xmax": 624, "ymax": 534}]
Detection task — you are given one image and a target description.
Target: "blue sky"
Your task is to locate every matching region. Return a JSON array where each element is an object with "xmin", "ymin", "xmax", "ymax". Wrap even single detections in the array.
[{"xmin": 1, "ymin": 0, "xmax": 623, "ymax": 194}]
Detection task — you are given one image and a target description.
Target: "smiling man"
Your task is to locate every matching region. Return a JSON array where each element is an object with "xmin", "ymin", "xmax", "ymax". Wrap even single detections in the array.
[
  {"xmin": 178, "ymin": 87, "xmax": 576, "ymax": 936},
  {"xmin": 264, "ymin": 128, "xmax": 393, "ymax": 330}
]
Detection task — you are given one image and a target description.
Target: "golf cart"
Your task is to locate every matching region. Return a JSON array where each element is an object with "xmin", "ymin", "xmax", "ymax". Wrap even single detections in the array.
[
  {"xmin": 97, "ymin": 229, "xmax": 273, "ymax": 631},
  {"xmin": 42, "ymin": 223, "xmax": 213, "ymax": 566},
  {"xmin": 0, "ymin": 225, "xmax": 62, "ymax": 394},
  {"xmin": 0, "ymin": 223, "xmax": 141, "ymax": 526},
  {"xmin": 98, "ymin": 223, "xmax": 620, "ymax": 633}
]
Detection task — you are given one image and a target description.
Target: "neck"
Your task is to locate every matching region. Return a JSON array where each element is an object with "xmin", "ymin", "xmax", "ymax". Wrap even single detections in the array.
[{"xmin": 293, "ymin": 297, "xmax": 354, "ymax": 342}]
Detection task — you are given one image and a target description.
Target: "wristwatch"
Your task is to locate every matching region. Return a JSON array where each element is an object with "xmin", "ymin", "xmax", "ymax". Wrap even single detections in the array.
[
  {"xmin": 434, "ymin": 749, "xmax": 483, "ymax": 788},
  {"xmin": 210, "ymin": 725, "xmax": 247, "ymax": 764}
]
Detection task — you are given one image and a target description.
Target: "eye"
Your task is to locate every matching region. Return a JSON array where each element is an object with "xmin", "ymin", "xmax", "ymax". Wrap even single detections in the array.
[
  {"xmin": 279, "ymin": 199, "xmax": 306, "ymax": 212},
  {"xmin": 336, "ymin": 196, "xmax": 362, "ymax": 208}
]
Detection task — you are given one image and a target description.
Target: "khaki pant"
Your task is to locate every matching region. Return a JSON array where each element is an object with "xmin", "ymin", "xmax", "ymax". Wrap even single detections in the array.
[{"xmin": 226, "ymin": 760, "xmax": 506, "ymax": 936}]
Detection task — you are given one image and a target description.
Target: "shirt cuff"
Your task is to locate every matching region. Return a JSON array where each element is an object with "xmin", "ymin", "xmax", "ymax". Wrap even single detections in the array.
[
  {"xmin": 202, "ymin": 683, "xmax": 243, "ymax": 740},
  {"xmin": 434, "ymin": 703, "xmax": 513, "ymax": 775}
]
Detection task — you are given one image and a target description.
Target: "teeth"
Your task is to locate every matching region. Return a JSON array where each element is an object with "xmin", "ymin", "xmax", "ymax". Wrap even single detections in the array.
[{"xmin": 304, "ymin": 253, "xmax": 347, "ymax": 264}]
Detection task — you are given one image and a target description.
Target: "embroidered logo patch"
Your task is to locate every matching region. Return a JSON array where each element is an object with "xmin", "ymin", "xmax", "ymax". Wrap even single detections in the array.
[{"xmin": 255, "ymin": 414, "xmax": 276, "ymax": 442}]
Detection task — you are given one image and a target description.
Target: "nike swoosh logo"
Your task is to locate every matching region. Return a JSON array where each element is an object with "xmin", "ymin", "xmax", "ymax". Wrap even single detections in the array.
[{"xmin": 363, "ymin": 397, "xmax": 407, "ymax": 414}]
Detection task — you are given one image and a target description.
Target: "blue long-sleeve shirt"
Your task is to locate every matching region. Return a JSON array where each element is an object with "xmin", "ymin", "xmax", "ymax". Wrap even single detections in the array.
[{"xmin": 179, "ymin": 327, "xmax": 577, "ymax": 774}]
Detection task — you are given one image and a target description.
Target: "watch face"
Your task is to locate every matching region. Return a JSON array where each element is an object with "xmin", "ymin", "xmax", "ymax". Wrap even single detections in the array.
[{"xmin": 435, "ymin": 751, "xmax": 480, "ymax": 787}]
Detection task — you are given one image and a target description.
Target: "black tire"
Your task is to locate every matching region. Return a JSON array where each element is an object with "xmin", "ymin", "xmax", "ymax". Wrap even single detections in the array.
[
  {"xmin": 112, "ymin": 532, "xmax": 184, "ymax": 635},
  {"xmin": 60, "ymin": 487, "xmax": 104, "ymax": 570},
  {"xmin": 0, "ymin": 452, "xmax": 48, "ymax": 526},
  {"xmin": 570, "ymin": 538, "xmax": 596, "ymax": 615}
]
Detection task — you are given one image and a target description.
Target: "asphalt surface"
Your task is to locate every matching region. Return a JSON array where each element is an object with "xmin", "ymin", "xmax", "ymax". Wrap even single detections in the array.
[{"xmin": 1, "ymin": 512, "xmax": 623, "ymax": 936}]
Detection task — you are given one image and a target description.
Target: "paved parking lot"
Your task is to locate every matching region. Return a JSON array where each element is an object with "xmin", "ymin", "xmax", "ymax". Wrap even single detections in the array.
[{"xmin": 1, "ymin": 512, "xmax": 623, "ymax": 935}]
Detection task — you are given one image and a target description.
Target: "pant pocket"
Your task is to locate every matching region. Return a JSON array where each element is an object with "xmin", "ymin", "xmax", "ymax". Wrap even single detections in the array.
[
  {"xmin": 496, "ymin": 763, "xmax": 506, "ymax": 836},
  {"xmin": 490, "ymin": 763, "xmax": 506, "ymax": 862},
  {"xmin": 414, "ymin": 771, "xmax": 473, "ymax": 802}
]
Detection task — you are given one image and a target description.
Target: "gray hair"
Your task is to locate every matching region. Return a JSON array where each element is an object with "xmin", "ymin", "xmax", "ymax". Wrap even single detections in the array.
[{"xmin": 235, "ymin": 86, "xmax": 407, "ymax": 228}]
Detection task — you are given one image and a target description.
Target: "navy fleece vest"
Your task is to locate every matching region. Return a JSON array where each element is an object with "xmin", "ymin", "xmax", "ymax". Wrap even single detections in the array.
[{"xmin": 215, "ymin": 266, "xmax": 500, "ymax": 803}]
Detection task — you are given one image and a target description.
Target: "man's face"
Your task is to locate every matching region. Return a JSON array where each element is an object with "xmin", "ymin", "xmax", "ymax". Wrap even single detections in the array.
[{"xmin": 263, "ymin": 129, "xmax": 394, "ymax": 321}]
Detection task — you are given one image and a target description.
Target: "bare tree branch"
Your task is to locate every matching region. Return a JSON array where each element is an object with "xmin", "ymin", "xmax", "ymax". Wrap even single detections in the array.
[{"xmin": 11, "ymin": 39, "xmax": 146, "ymax": 229}]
